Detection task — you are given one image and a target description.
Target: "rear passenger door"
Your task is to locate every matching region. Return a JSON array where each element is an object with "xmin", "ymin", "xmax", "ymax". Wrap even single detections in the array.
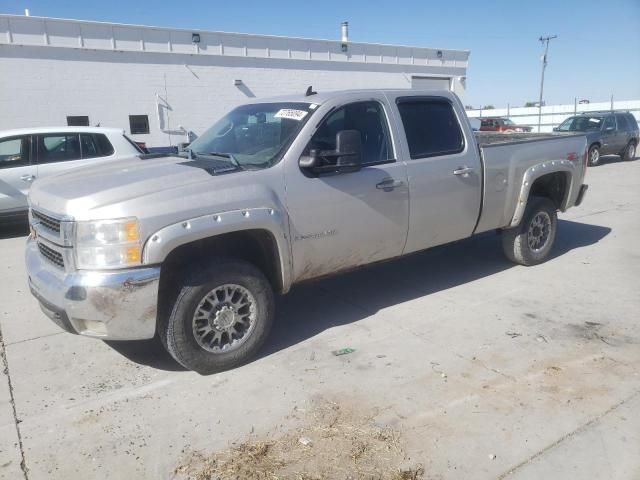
[
  {"xmin": 615, "ymin": 114, "xmax": 632, "ymax": 151},
  {"xmin": 391, "ymin": 95, "xmax": 482, "ymax": 253},
  {"xmin": 0, "ymin": 135, "xmax": 36, "ymax": 213},
  {"xmin": 600, "ymin": 116, "xmax": 621, "ymax": 155},
  {"xmin": 35, "ymin": 133, "xmax": 114, "ymax": 179}
]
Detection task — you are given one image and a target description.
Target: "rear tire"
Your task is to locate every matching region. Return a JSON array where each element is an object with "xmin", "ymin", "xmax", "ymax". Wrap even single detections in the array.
[
  {"xmin": 588, "ymin": 145, "xmax": 600, "ymax": 166},
  {"xmin": 620, "ymin": 141, "xmax": 636, "ymax": 161},
  {"xmin": 159, "ymin": 258, "xmax": 274, "ymax": 374},
  {"xmin": 502, "ymin": 197, "xmax": 557, "ymax": 266}
]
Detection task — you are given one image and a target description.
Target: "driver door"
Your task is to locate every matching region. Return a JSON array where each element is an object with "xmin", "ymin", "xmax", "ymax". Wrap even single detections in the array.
[{"xmin": 284, "ymin": 98, "xmax": 409, "ymax": 281}]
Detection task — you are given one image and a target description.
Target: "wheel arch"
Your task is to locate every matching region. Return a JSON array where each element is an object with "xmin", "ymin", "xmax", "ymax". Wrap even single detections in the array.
[
  {"xmin": 509, "ymin": 163, "xmax": 576, "ymax": 228},
  {"xmin": 143, "ymin": 208, "xmax": 292, "ymax": 295}
]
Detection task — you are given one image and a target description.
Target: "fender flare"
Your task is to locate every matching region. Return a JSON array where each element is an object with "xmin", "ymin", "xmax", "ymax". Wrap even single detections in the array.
[
  {"xmin": 508, "ymin": 160, "xmax": 577, "ymax": 228},
  {"xmin": 142, "ymin": 207, "xmax": 293, "ymax": 292}
]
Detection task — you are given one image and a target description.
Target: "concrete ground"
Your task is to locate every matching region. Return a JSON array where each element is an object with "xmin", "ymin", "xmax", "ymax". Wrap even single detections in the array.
[{"xmin": 1, "ymin": 155, "xmax": 639, "ymax": 479}]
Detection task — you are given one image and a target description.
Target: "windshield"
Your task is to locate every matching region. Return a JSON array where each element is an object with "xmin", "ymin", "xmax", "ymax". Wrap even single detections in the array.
[
  {"xmin": 557, "ymin": 116, "xmax": 603, "ymax": 132},
  {"xmin": 188, "ymin": 102, "xmax": 315, "ymax": 169},
  {"xmin": 503, "ymin": 118, "xmax": 516, "ymax": 125}
]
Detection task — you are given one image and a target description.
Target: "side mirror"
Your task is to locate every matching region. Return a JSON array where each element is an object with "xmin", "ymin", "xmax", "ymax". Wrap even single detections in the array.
[
  {"xmin": 299, "ymin": 130, "xmax": 363, "ymax": 173},
  {"xmin": 334, "ymin": 130, "xmax": 362, "ymax": 172},
  {"xmin": 552, "ymin": 127, "xmax": 559, "ymax": 132}
]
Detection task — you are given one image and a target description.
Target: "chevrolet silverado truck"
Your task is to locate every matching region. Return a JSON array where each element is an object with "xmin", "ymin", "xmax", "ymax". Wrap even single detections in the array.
[{"xmin": 25, "ymin": 89, "xmax": 589, "ymax": 373}]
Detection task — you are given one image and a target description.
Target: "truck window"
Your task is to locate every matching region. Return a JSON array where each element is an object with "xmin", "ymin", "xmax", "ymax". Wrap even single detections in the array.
[
  {"xmin": 305, "ymin": 101, "xmax": 394, "ymax": 166},
  {"xmin": 396, "ymin": 99, "xmax": 464, "ymax": 159},
  {"xmin": 190, "ymin": 102, "xmax": 314, "ymax": 169},
  {"xmin": 36, "ymin": 134, "xmax": 81, "ymax": 164}
]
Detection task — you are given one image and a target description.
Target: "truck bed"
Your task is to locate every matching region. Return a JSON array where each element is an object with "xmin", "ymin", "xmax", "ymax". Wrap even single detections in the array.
[{"xmin": 473, "ymin": 131, "xmax": 587, "ymax": 236}]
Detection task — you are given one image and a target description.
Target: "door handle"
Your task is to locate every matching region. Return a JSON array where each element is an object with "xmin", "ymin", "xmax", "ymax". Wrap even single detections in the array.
[
  {"xmin": 453, "ymin": 166, "xmax": 474, "ymax": 177},
  {"xmin": 20, "ymin": 174, "xmax": 36, "ymax": 182},
  {"xmin": 376, "ymin": 178, "xmax": 405, "ymax": 190}
]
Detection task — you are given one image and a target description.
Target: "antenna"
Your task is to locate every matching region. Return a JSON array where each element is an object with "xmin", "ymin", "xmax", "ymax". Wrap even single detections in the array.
[{"xmin": 305, "ymin": 86, "xmax": 317, "ymax": 97}]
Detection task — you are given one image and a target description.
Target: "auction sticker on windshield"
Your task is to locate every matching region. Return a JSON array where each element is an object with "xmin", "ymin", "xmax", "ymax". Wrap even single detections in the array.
[{"xmin": 275, "ymin": 109, "xmax": 308, "ymax": 121}]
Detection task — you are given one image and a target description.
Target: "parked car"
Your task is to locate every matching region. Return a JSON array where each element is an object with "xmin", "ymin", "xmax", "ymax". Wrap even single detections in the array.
[
  {"xmin": 553, "ymin": 112, "xmax": 639, "ymax": 166},
  {"xmin": 26, "ymin": 89, "xmax": 588, "ymax": 373},
  {"xmin": 480, "ymin": 117, "xmax": 532, "ymax": 133},
  {"xmin": 0, "ymin": 127, "xmax": 143, "ymax": 223}
]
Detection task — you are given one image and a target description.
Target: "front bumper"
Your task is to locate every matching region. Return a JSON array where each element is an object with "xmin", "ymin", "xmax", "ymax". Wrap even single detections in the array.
[{"xmin": 26, "ymin": 238, "xmax": 161, "ymax": 340}]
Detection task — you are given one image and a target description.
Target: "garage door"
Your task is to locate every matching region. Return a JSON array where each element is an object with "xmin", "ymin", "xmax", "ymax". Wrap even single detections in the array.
[{"xmin": 411, "ymin": 76, "xmax": 451, "ymax": 90}]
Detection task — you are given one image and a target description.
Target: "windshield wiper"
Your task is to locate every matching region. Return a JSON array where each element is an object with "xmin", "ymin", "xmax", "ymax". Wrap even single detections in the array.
[{"xmin": 195, "ymin": 151, "xmax": 243, "ymax": 170}]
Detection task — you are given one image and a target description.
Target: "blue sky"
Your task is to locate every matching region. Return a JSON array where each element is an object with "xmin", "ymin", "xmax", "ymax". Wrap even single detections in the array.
[{"xmin": 3, "ymin": 0, "xmax": 640, "ymax": 107}]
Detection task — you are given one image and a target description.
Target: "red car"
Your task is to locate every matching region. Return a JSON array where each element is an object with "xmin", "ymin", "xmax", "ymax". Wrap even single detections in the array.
[{"xmin": 480, "ymin": 117, "xmax": 532, "ymax": 133}]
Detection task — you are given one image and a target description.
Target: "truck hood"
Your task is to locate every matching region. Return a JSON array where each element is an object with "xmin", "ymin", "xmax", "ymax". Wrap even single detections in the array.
[{"xmin": 28, "ymin": 154, "xmax": 274, "ymax": 224}]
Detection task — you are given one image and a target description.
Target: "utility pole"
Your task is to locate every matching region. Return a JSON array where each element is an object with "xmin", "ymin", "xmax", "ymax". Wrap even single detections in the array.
[{"xmin": 537, "ymin": 35, "xmax": 557, "ymax": 133}]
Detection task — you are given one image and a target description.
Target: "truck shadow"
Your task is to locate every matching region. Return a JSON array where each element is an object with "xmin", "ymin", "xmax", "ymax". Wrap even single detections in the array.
[
  {"xmin": 260, "ymin": 218, "xmax": 611, "ymax": 358},
  {"xmin": 106, "ymin": 219, "xmax": 610, "ymax": 372}
]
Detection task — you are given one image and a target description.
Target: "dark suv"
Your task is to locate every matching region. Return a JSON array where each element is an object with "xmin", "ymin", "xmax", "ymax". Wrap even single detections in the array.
[{"xmin": 554, "ymin": 112, "xmax": 639, "ymax": 166}]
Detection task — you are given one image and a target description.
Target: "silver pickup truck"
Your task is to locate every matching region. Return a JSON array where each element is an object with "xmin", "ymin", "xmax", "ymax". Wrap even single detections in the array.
[{"xmin": 25, "ymin": 89, "xmax": 589, "ymax": 373}]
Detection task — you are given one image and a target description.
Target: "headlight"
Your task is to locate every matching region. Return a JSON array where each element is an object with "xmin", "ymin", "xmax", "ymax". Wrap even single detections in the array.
[{"xmin": 75, "ymin": 218, "xmax": 142, "ymax": 269}]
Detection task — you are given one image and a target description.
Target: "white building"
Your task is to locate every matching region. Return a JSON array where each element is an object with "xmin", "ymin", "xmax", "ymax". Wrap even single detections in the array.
[{"xmin": 0, "ymin": 14, "xmax": 469, "ymax": 148}]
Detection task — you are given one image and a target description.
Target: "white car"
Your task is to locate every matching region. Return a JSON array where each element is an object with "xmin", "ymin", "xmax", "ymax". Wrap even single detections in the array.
[{"xmin": 0, "ymin": 127, "xmax": 143, "ymax": 222}]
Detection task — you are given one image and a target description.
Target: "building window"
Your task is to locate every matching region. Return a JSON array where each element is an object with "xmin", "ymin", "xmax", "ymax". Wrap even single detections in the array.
[
  {"xmin": 129, "ymin": 115, "xmax": 150, "ymax": 135},
  {"xmin": 67, "ymin": 116, "xmax": 90, "ymax": 127}
]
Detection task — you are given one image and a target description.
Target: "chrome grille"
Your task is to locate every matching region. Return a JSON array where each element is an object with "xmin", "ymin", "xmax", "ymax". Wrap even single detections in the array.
[
  {"xmin": 32, "ymin": 210, "xmax": 61, "ymax": 234},
  {"xmin": 37, "ymin": 242, "xmax": 65, "ymax": 269}
]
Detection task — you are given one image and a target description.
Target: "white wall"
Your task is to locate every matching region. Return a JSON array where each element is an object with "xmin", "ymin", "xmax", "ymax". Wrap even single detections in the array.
[
  {"xmin": 466, "ymin": 100, "xmax": 640, "ymax": 133},
  {"xmin": 0, "ymin": 15, "xmax": 469, "ymax": 147}
]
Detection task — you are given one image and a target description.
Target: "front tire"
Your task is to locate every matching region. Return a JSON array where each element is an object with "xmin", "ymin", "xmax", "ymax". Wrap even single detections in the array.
[
  {"xmin": 502, "ymin": 197, "xmax": 558, "ymax": 266},
  {"xmin": 160, "ymin": 259, "xmax": 274, "ymax": 374},
  {"xmin": 588, "ymin": 145, "xmax": 600, "ymax": 166}
]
